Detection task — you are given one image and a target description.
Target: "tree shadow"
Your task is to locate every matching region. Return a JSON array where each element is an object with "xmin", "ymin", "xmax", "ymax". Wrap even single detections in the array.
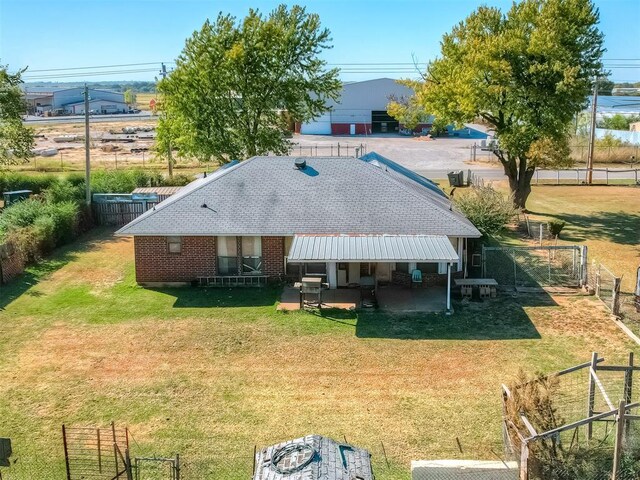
[
  {"xmin": 0, "ymin": 229, "xmax": 117, "ymax": 310},
  {"xmin": 162, "ymin": 286, "xmax": 281, "ymax": 308},
  {"xmin": 527, "ymin": 210, "xmax": 640, "ymax": 246},
  {"xmin": 355, "ymin": 295, "xmax": 545, "ymax": 340}
]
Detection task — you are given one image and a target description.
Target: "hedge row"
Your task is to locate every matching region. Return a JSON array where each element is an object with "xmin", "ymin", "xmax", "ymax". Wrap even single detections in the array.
[{"xmin": 0, "ymin": 170, "xmax": 192, "ymax": 196}]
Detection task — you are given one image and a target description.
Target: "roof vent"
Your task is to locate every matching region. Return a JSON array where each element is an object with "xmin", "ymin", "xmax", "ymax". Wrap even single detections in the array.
[{"xmin": 294, "ymin": 158, "xmax": 307, "ymax": 170}]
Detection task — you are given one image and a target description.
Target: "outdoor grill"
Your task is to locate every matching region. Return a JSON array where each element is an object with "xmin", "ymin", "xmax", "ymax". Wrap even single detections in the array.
[
  {"xmin": 253, "ymin": 434, "xmax": 374, "ymax": 480},
  {"xmin": 299, "ymin": 277, "xmax": 325, "ymax": 308}
]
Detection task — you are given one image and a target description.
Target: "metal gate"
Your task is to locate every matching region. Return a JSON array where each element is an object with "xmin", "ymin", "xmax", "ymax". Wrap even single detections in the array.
[
  {"xmin": 482, "ymin": 245, "xmax": 586, "ymax": 288},
  {"xmin": 62, "ymin": 423, "xmax": 132, "ymax": 480}
]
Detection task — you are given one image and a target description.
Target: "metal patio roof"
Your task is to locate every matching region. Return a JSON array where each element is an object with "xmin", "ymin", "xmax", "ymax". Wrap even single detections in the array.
[{"xmin": 287, "ymin": 234, "xmax": 459, "ymax": 263}]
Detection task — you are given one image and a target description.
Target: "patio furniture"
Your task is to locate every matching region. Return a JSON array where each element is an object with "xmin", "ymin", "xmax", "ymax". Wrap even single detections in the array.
[
  {"xmin": 411, "ymin": 269, "xmax": 422, "ymax": 287},
  {"xmin": 454, "ymin": 278, "xmax": 499, "ymax": 300}
]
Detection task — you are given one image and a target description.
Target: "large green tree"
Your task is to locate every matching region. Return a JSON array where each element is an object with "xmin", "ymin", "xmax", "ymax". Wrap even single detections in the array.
[
  {"xmin": 0, "ymin": 64, "xmax": 34, "ymax": 166},
  {"xmin": 411, "ymin": 0, "xmax": 604, "ymax": 208},
  {"xmin": 157, "ymin": 5, "xmax": 341, "ymax": 163}
]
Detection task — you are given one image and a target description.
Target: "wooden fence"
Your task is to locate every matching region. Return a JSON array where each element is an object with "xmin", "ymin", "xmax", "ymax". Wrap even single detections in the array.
[{"xmin": 92, "ymin": 201, "xmax": 158, "ymax": 227}]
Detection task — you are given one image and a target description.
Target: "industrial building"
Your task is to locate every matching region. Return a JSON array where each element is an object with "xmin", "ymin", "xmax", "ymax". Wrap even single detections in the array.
[
  {"xmin": 298, "ymin": 78, "xmax": 432, "ymax": 136},
  {"xmin": 23, "ymin": 87, "xmax": 128, "ymax": 115}
]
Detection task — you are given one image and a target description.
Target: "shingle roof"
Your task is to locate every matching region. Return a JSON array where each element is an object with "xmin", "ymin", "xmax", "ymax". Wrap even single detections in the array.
[
  {"xmin": 253, "ymin": 434, "xmax": 373, "ymax": 480},
  {"xmin": 115, "ymin": 154, "xmax": 481, "ymax": 238}
]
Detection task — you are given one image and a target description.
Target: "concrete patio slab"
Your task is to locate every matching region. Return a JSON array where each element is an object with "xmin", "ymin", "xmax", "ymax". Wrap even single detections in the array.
[
  {"xmin": 376, "ymin": 285, "xmax": 447, "ymax": 313},
  {"xmin": 278, "ymin": 286, "xmax": 361, "ymax": 311}
]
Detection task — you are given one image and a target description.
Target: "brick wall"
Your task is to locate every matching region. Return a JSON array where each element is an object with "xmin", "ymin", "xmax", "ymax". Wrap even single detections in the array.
[
  {"xmin": 134, "ymin": 236, "xmax": 217, "ymax": 284},
  {"xmin": 262, "ymin": 236, "xmax": 285, "ymax": 279},
  {"xmin": 133, "ymin": 235, "xmax": 287, "ymax": 284}
]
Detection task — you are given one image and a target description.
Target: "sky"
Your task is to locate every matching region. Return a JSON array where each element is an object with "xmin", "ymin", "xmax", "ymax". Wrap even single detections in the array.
[{"xmin": 1, "ymin": 0, "xmax": 639, "ymax": 84}]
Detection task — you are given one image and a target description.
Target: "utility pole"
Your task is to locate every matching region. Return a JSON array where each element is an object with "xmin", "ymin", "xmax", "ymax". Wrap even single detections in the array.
[
  {"xmin": 84, "ymin": 84, "xmax": 91, "ymax": 205},
  {"xmin": 159, "ymin": 63, "xmax": 173, "ymax": 177},
  {"xmin": 586, "ymin": 77, "xmax": 599, "ymax": 185}
]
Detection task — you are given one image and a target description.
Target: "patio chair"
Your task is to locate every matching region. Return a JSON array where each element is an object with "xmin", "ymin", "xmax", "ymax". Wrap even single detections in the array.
[
  {"xmin": 461, "ymin": 286, "xmax": 473, "ymax": 299},
  {"xmin": 479, "ymin": 286, "xmax": 491, "ymax": 299},
  {"xmin": 411, "ymin": 269, "xmax": 422, "ymax": 287}
]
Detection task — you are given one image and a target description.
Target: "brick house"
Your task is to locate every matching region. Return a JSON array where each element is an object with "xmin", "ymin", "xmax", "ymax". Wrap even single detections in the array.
[{"xmin": 116, "ymin": 153, "xmax": 481, "ymax": 307}]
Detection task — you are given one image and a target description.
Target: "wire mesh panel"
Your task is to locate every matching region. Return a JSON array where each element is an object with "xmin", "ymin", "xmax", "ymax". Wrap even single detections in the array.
[
  {"xmin": 483, "ymin": 246, "xmax": 583, "ymax": 288},
  {"xmin": 63, "ymin": 424, "xmax": 130, "ymax": 480}
]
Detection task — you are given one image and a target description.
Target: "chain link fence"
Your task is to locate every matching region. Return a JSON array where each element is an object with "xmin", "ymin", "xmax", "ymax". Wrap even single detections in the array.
[
  {"xmin": 0, "ymin": 433, "xmax": 420, "ymax": 480},
  {"xmin": 482, "ymin": 246, "xmax": 585, "ymax": 289}
]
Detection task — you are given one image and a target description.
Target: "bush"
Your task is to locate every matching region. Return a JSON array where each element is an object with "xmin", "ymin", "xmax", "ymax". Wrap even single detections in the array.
[
  {"xmin": 454, "ymin": 185, "xmax": 517, "ymax": 236},
  {"xmin": 90, "ymin": 170, "xmax": 164, "ymax": 193},
  {"xmin": 0, "ymin": 172, "xmax": 59, "ymax": 194},
  {"xmin": 547, "ymin": 219, "xmax": 565, "ymax": 237}
]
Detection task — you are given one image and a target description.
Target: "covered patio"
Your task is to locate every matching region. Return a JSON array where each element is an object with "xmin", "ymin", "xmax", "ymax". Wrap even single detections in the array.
[{"xmin": 286, "ymin": 234, "xmax": 460, "ymax": 312}]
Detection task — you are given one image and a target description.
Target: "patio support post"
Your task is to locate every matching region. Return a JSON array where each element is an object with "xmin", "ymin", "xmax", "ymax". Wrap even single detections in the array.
[
  {"xmin": 327, "ymin": 262, "xmax": 337, "ymax": 289},
  {"xmin": 446, "ymin": 262, "xmax": 452, "ymax": 312}
]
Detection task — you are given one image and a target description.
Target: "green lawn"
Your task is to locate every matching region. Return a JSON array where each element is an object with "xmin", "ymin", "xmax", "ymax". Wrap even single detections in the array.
[{"xmin": 1, "ymin": 230, "xmax": 638, "ymax": 479}]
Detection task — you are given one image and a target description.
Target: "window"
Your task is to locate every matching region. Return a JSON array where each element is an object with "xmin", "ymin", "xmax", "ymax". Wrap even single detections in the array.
[
  {"xmin": 305, "ymin": 263, "xmax": 326, "ymax": 275},
  {"xmin": 241, "ymin": 236, "xmax": 262, "ymax": 275},
  {"xmin": 417, "ymin": 262, "xmax": 438, "ymax": 274},
  {"xmin": 395, "ymin": 262, "xmax": 409, "ymax": 273},
  {"xmin": 167, "ymin": 236, "xmax": 182, "ymax": 254},
  {"xmin": 218, "ymin": 236, "xmax": 238, "ymax": 275}
]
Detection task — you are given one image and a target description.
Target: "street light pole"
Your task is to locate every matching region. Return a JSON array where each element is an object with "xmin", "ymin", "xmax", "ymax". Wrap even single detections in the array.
[{"xmin": 84, "ymin": 84, "xmax": 91, "ymax": 205}]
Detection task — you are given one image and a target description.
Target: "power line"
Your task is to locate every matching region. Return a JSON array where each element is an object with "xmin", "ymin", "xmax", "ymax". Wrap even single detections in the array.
[{"xmin": 25, "ymin": 62, "xmax": 173, "ymax": 73}]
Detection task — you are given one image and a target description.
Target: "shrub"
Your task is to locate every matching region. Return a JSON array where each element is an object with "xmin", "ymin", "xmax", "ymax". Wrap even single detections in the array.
[
  {"xmin": 90, "ymin": 170, "xmax": 164, "ymax": 193},
  {"xmin": 454, "ymin": 185, "xmax": 517, "ymax": 236},
  {"xmin": 0, "ymin": 172, "xmax": 58, "ymax": 194},
  {"xmin": 43, "ymin": 180, "xmax": 84, "ymax": 204},
  {"xmin": 547, "ymin": 219, "xmax": 565, "ymax": 237}
]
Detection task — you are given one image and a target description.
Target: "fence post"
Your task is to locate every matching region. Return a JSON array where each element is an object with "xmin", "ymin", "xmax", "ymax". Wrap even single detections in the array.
[
  {"xmin": 635, "ymin": 169, "xmax": 638, "ymax": 185},
  {"xmin": 539, "ymin": 224, "xmax": 543, "ymax": 246},
  {"xmin": 595, "ymin": 264, "xmax": 601, "ymax": 297},
  {"xmin": 519, "ymin": 440, "xmax": 529, "ymax": 480},
  {"xmin": 580, "ymin": 246, "xmax": 588, "ymax": 287},
  {"xmin": 625, "ymin": 352, "xmax": 634, "ymax": 441},
  {"xmin": 612, "ymin": 399, "xmax": 626, "ymax": 480},
  {"xmin": 612, "ymin": 276, "xmax": 621, "ymax": 316},
  {"xmin": 62, "ymin": 424, "xmax": 72, "ymax": 480},
  {"xmin": 587, "ymin": 352, "xmax": 598, "ymax": 441}
]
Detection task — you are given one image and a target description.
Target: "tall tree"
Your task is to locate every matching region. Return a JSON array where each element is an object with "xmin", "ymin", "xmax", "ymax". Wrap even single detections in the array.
[
  {"xmin": 386, "ymin": 80, "xmax": 432, "ymax": 131},
  {"xmin": 411, "ymin": 0, "xmax": 604, "ymax": 208},
  {"xmin": 0, "ymin": 63, "xmax": 34, "ymax": 166},
  {"xmin": 123, "ymin": 88, "xmax": 137, "ymax": 105},
  {"xmin": 157, "ymin": 5, "xmax": 341, "ymax": 163}
]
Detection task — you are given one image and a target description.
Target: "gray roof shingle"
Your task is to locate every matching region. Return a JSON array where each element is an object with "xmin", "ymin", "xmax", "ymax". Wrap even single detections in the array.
[{"xmin": 115, "ymin": 155, "xmax": 481, "ymax": 238}]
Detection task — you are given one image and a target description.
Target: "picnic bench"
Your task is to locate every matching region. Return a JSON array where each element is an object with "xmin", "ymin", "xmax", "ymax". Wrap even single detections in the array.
[{"xmin": 454, "ymin": 278, "xmax": 498, "ymax": 299}]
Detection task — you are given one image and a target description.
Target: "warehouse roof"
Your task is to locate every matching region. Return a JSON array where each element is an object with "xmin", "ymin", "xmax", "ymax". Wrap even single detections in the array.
[
  {"xmin": 288, "ymin": 234, "xmax": 459, "ymax": 262},
  {"xmin": 115, "ymin": 154, "xmax": 481, "ymax": 238}
]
